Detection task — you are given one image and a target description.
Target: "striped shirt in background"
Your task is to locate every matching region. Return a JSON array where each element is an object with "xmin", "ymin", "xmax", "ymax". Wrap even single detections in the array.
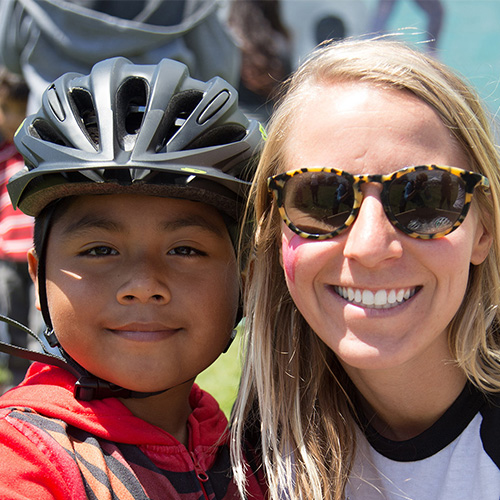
[{"xmin": 0, "ymin": 142, "xmax": 33, "ymax": 260}]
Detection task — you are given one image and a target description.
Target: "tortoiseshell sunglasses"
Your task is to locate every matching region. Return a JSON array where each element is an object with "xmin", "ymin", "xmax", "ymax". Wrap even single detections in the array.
[{"xmin": 267, "ymin": 165, "xmax": 489, "ymax": 240}]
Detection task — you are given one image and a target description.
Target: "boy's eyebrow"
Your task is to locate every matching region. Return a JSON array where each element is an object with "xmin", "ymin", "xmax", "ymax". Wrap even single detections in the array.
[
  {"xmin": 60, "ymin": 215, "xmax": 122, "ymax": 236},
  {"xmin": 60, "ymin": 213, "xmax": 227, "ymax": 238},
  {"xmin": 161, "ymin": 214, "xmax": 227, "ymax": 238}
]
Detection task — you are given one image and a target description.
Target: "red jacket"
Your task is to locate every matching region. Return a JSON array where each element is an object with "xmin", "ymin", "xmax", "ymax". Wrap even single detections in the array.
[{"xmin": 0, "ymin": 363, "xmax": 266, "ymax": 499}]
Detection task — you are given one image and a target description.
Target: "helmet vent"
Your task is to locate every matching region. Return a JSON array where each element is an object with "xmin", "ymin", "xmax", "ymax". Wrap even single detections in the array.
[
  {"xmin": 185, "ymin": 124, "xmax": 246, "ymax": 150},
  {"xmin": 69, "ymin": 88, "xmax": 99, "ymax": 149},
  {"xmin": 154, "ymin": 90, "xmax": 203, "ymax": 153},
  {"xmin": 116, "ymin": 77, "xmax": 148, "ymax": 151},
  {"xmin": 30, "ymin": 119, "xmax": 72, "ymax": 148}
]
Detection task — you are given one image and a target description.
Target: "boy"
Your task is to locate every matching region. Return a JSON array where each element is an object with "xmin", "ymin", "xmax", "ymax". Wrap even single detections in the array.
[{"xmin": 0, "ymin": 57, "xmax": 265, "ymax": 499}]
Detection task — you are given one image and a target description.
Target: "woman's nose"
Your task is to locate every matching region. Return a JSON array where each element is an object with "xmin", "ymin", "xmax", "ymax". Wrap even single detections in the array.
[{"xmin": 343, "ymin": 184, "xmax": 403, "ymax": 267}]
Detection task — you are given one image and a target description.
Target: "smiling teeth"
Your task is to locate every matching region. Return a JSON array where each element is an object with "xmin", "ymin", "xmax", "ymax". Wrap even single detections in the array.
[{"xmin": 334, "ymin": 286, "xmax": 416, "ymax": 309}]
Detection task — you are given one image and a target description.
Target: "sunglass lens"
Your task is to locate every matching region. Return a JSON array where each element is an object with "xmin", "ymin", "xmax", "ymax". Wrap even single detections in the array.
[
  {"xmin": 283, "ymin": 172, "xmax": 354, "ymax": 234},
  {"xmin": 389, "ymin": 169, "xmax": 465, "ymax": 234}
]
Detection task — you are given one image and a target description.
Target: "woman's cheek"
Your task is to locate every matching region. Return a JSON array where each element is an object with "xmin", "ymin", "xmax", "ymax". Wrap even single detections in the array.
[{"xmin": 281, "ymin": 232, "xmax": 304, "ymax": 284}]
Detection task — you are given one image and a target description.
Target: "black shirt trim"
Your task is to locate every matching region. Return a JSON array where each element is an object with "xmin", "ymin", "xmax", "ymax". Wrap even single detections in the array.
[{"xmin": 358, "ymin": 383, "xmax": 487, "ymax": 462}]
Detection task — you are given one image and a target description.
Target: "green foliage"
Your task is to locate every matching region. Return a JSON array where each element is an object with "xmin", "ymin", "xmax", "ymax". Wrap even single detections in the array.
[
  {"xmin": 0, "ymin": 364, "xmax": 13, "ymax": 392},
  {"xmin": 196, "ymin": 333, "xmax": 242, "ymax": 418}
]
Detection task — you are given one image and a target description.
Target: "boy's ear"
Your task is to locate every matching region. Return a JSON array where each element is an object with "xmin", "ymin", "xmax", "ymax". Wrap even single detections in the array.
[{"xmin": 27, "ymin": 248, "xmax": 41, "ymax": 311}]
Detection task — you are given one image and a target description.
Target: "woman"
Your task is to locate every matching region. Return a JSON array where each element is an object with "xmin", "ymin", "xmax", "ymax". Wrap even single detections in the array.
[{"xmin": 231, "ymin": 37, "xmax": 500, "ymax": 500}]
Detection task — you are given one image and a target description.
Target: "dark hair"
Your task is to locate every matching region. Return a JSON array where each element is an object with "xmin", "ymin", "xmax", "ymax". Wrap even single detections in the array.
[
  {"xmin": 32, "ymin": 198, "xmax": 75, "ymax": 257},
  {"xmin": 0, "ymin": 67, "xmax": 29, "ymax": 102},
  {"xmin": 228, "ymin": 0, "xmax": 291, "ymax": 99}
]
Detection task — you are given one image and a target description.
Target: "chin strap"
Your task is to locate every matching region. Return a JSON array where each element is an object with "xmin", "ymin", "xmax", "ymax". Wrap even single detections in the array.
[
  {"xmin": 0, "ymin": 314, "xmax": 237, "ymax": 401},
  {"xmin": 0, "ymin": 315, "xmax": 81, "ymax": 378},
  {"xmin": 0, "ymin": 315, "xmax": 166, "ymax": 401},
  {"xmin": 73, "ymin": 375, "xmax": 166, "ymax": 401}
]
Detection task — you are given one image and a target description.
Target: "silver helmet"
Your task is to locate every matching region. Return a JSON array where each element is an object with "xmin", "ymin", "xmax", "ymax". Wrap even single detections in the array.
[{"xmin": 9, "ymin": 56, "xmax": 264, "ymax": 221}]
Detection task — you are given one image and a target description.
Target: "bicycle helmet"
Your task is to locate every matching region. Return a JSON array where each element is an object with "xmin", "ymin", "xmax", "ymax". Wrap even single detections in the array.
[
  {"xmin": 10, "ymin": 56, "xmax": 263, "ymax": 221},
  {"xmin": 4, "ymin": 56, "xmax": 264, "ymax": 401}
]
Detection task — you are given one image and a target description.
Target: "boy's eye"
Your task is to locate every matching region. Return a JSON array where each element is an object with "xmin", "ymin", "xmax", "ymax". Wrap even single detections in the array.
[
  {"xmin": 168, "ymin": 246, "xmax": 204, "ymax": 257},
  {"xmin": 84, "ymin": 246, "xmax": 118, "ymax": 256}
]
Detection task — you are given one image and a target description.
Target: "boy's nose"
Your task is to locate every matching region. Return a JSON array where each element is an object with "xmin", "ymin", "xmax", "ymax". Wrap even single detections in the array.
[
  {"xmin": 116, "ymin": 258, "xmax": 171, "ymax": 305},
  {"xmin": 343, "ymin": 185, "xmax": 403, "ymax": 267}
]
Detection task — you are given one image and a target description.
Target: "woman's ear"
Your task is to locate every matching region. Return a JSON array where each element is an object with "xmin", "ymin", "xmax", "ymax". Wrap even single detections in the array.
[
  {"xmin": 27, "ymin": 248, "xmax": 41, "ymax": 311},
  {"xmin": 470, "ymin": 218, "xmax": 493, "ymax": 265}
]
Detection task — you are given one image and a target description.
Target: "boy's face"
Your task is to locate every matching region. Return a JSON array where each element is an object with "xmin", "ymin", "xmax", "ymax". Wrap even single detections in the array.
[
  {"xmin": 0, "ymin": 90, "xmax": 26, "ymax": 142},
  {"xmin": 29, "ymin": 194, "xmax": 239, "ymax": 393}
]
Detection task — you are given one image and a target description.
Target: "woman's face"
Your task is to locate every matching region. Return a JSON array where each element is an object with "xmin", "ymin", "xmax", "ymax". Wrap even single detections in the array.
[{"xmin": 279, "ymin": 82, "xmax": 492, "ymax": 381}]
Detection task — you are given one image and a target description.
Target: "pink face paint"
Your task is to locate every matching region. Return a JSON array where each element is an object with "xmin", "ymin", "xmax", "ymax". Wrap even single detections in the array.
[{"xmin": 281, "ymin": 233, "xmax": 303, "ymax": 284}]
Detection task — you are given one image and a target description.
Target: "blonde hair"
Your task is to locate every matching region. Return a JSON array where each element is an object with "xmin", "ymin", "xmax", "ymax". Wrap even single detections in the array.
[{"xmin": 231, "ymin": 37, "xmax": 500, "ymax": 500}]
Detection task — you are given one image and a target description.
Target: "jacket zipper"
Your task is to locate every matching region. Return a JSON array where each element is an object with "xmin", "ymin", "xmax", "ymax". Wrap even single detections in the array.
[{"xmin": 190, "ymin": 451, "xmax": 210, "ymax": 500}]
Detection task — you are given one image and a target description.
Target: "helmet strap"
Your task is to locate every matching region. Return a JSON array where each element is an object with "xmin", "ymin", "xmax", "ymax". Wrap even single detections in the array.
[{"xmin": 37, "ymin": 202, "xmax": 57, "ymax": 332}]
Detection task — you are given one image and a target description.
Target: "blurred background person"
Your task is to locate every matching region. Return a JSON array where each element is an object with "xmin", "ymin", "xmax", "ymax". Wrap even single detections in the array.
[
  {"xmin": 0, "ymin": 0, "xmax": 240, "ymax": 113},
  {"xmin": 0, "ymin": 67, "xmax": 40, "ymax": 390},
  {"xmin": 228, "ymin": 0, "xmax": 292, "ymax": 122}
]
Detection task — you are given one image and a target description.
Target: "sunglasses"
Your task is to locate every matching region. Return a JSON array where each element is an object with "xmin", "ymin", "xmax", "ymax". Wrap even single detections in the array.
[{"xmin": 267, "ymin": 165, "xmax": 489, "ymax": 240}]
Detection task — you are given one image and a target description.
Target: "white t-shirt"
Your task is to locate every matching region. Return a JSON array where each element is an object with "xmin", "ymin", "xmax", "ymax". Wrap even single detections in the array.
[{"xmin": 346, "ymin": 384, "xmax": 500, "ymax": 500}]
